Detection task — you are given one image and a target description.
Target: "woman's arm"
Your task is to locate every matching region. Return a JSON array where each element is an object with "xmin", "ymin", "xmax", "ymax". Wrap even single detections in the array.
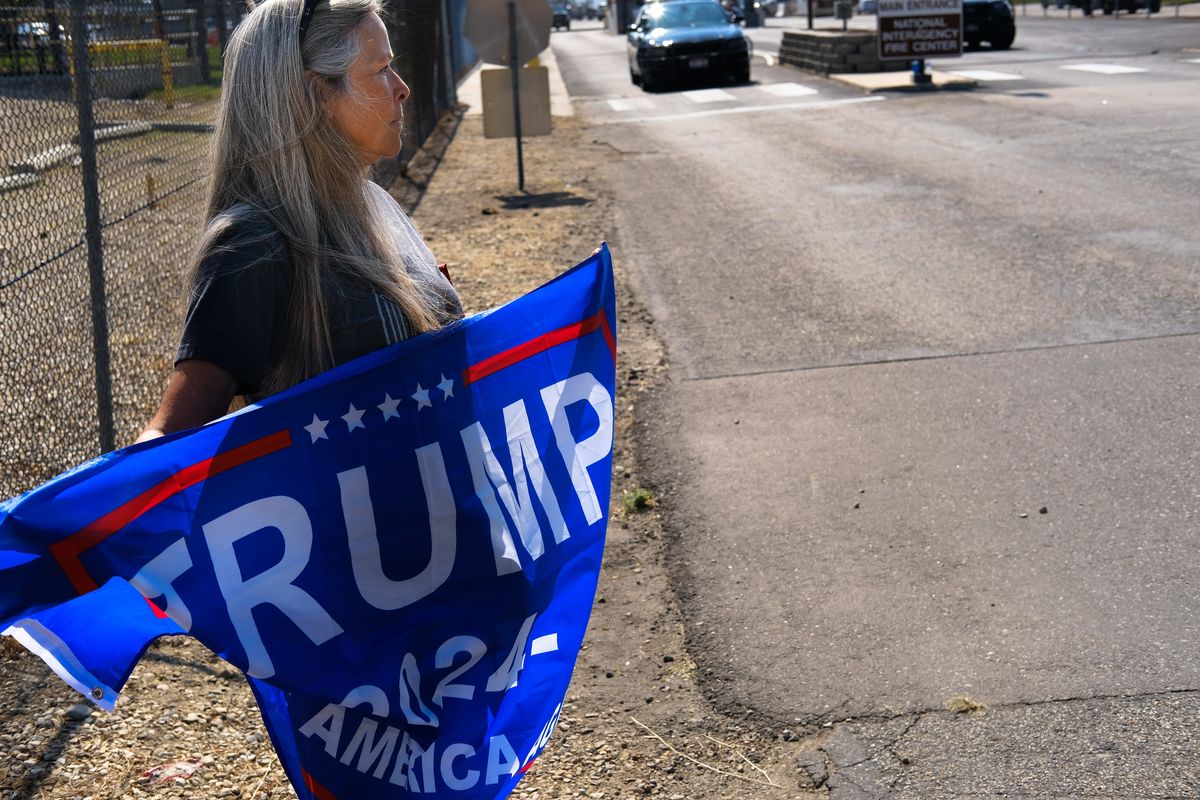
[{"xmin": 136, "ymin": 359, "xmax": 238, "ymax": 443}]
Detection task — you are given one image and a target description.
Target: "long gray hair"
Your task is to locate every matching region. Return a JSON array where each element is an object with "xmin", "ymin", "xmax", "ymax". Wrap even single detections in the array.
[{"xmin": 189, "ymin": 0, "xmax": 439, "ymax": 396}]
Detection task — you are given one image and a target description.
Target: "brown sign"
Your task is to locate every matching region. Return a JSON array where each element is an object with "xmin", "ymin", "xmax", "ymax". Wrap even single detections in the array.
[{"xmin": 877, "ymin": 0, "xmax": 962, "ymax": 61}]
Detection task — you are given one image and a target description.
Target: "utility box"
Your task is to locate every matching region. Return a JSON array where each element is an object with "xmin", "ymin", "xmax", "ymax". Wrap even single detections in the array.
[{"xmin": 480, "ymin": 67, "xmax": 552, "ymax": 139}]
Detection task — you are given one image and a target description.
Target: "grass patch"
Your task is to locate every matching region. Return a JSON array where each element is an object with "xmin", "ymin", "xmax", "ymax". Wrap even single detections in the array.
[
  {"xmin": 946, "ymin": 695, "xmax": 987, "ymax": 714},
  {"xmin": 145, "ymin": 81, "xmax": 222, "ymax": 103},
  {"xmin": 623, "ymin": 488, "xmax": 657, "ymax": 514}
]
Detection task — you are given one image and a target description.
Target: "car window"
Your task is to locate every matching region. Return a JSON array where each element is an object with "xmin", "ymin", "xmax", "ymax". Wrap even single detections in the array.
[{"xmin": 645, "ymin": 2, "xmax": 730, "ymax": 27}]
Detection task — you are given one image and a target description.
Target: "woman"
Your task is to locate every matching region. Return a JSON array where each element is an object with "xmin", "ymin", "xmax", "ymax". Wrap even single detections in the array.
[{"xmin": 140, "ymin": 0, "xmax": 461, "ymax": 441}]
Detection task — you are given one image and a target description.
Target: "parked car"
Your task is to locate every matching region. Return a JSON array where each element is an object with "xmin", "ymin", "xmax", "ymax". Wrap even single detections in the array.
[
  {"xmin": 627, "ymin": 0, "xmax": 752, "ymax": 91},
  {"xmin": 552, "ymin": 3, "xmax": 572, "ymax": 29},
  {"xmin": 963, "ymin": 0, "xmax": 1015, "ymax": 49},
  {"xmin": 15, "ymin": 21, "xmax": 65, "ymax": 45}
]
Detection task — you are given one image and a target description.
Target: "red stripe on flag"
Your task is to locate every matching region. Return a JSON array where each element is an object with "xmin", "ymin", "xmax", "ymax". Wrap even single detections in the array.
[
  {"xmin": 145, "ymin": 596, "xmax": 169, "ymax": 619},
  {"xmin": 48, "ymin": 430, "xmax": 293, "ymax": 596},
  {"xmin": 302, "ymin": 769, "xmax": 339, "ymax": 800},
  {"xmin": 462, "ymin": 309, "xmax": 615, "ymax": 387}
]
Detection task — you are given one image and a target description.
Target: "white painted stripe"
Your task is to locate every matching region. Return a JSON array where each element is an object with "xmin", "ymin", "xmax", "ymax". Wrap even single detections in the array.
[
  {"xmin": 531, "ymin": 633, "xmax": 559, "ymax": 655},
  {"xmin": 1183, "ymin": 58, "xmax": 1200, "ymax": 64},
  {"xmin": 682, "ymin": 88, "xmax": 736, "ymax": 103},
  {"xmin": 1061, "ymin": 63, "xmax": 1148, "ymax": 74},
  {"xmin": 755, "ymin": 50, "xmax": 778, "ymax": 66},
  {"xmin": 948, "ymin": 69, "xmax": 1024, "ymax": 81},
  {"xmin": 760, "ymin": 82, "xmax": 819, "ymax": 97},
  {"xmin": 607, "ymin": 97, "xmax": 655, "ymax": 111},
  {"xmin": 605, "ymin": 95, "xmax": 886, "ymax": 124}
]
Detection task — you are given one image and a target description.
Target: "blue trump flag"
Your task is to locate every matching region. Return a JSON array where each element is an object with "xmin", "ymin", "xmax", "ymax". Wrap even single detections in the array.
[{"xmin": 0, "ymin": 247, "xmax": 617, "ymax": 799}]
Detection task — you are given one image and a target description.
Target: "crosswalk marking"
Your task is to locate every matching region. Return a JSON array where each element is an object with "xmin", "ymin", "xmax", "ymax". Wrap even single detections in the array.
[
  {"xmin": 760, "ymin": 82, "xmax": 819, "ymax": 97},
  {"xmin": 948, "ymin": 69, "xmax": 1024, "ymax": 81},
  {"xmin": 608, "ymin": 95, "xmax": 886, "ymax": 125},
  {"xmin": 1061, "ymin": 63, "xmax": 1148, "ymax": 75},
  {"xmin": 608, "ymin": 97, "xmax": 655, "ymax": 111},
  {"xmin": 682, "ymin": 88, "xmax": 736, "ymax": 103}
]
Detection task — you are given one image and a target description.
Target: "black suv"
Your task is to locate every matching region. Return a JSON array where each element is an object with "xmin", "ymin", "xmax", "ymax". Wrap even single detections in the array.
[{"xmin": 963, "ymin": 0, "xmax": 1015, "ymax": 49}]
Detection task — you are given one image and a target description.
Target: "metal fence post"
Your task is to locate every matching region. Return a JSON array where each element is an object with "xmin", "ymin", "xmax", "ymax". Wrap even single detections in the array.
[
  {"xmin": 439, "ymin": 0, "xmax": 458, "ymax": 109},
  {"xmin": 68, "ymin": 0, "xmax": 116, "ymax": 454},
  {"xmin": 193, "ymin": 1, "xmax": 211, "ymax": 84}
]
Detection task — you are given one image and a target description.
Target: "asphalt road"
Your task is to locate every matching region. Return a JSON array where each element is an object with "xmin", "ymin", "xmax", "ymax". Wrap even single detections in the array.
[{"xmin": 553, "ymin": 13, "xmax": 1200, "ymax": 798}]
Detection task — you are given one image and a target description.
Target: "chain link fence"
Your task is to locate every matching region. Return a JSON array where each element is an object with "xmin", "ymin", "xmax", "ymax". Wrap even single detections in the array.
[{"xmin": 0, "ymin": 0, "xmax": 462, "ymax": 499}]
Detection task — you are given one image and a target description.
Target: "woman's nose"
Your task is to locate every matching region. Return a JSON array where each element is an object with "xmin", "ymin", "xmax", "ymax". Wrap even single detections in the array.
[{"xmin": 393, "ymin": 73, "xmax": 410, "ymax": 103}]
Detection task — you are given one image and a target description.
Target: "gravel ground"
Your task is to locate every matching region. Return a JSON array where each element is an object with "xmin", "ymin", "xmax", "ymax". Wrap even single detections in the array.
[{"xmin": 0, "ymin": 109, "xmax": 824, "ymax": 800}]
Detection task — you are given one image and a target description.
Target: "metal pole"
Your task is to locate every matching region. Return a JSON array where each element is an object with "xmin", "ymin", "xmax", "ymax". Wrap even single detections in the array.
[
  {"xmin": 43, "ymin": 0, "xmax": 69, "ymax": 75},
  {"xmin": 439, "ymin": 0, "xmax": 458, "ymax": 108},
  {"xmin": 193, "ymin": 0, "xmax": 211, "ymax": 84},
  {"xmin": 214, "ymin": 0, "xmax": 229, "ymax": 53},
  {"xmin": 69, "ymin": 0, "xmax": 115, "ymax": 454},
  {"xmin": 507, "ymin": 0, "xmax": 525, "ymax": 192},
  {"xmin": 807, "ymin": 0, "xmax": 814, "ymax": 29}
]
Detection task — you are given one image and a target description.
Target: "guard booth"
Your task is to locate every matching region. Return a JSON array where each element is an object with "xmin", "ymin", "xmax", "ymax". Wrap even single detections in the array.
[{"xmin": 607, "ymin": 0, "xmax": 637, "ymax": 32}]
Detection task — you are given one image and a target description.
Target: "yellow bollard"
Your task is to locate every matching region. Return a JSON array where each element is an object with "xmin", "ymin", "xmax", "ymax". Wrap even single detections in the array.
[{"xmin": 158, "ymin": 40, "xmax": 174, "ymax": 108}]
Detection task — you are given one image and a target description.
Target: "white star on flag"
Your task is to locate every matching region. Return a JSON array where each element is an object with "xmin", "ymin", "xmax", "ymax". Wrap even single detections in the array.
[
  {"xmin": 342, "ymin": 404, "xmax": 365, "ymax": 432},
  {"xmin": 438, "ymin": 374, "xmax": 455, "ymax": 400},
  {"xmin": 412, "ymin": 384, "xmax": 432, "ymax": 411},
  {"xmin": 378, "ymin": 393, "xmax": 401, "ymax": 421},
  {"xmin": 304, "ymin": 414, "xmax": 329, "ymax": 443}
]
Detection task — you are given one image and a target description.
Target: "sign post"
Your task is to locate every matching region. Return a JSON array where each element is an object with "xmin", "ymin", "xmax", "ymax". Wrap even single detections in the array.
[
  {"xmin": 465, "ymin": 0, "xmax": 552, "ymax": 190},
  {"xmin": 507, "ymin": 1, "xmax": 526, "ymax": 190},
  {"xmin": 877, "ymin": 0, "xmax": 962, "ymax": 84}
]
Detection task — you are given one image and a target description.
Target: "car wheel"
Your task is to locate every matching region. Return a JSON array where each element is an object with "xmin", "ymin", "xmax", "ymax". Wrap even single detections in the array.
[
  {"xmin": 733, "ymin": 66, "xmax": 750, "ymax": 83},
  {"xmin": 991, "ymin": 28, "xmax": 1014, "ymax": 49},
  {"xmin": 630, "ymin": 66, "xmax": 642, "ymax": 85}
]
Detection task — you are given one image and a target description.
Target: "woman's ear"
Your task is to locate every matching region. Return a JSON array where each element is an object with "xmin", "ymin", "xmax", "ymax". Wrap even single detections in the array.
[{"xmin": 305, "ymin": 69, "xmax": 329, "ymax": 107}]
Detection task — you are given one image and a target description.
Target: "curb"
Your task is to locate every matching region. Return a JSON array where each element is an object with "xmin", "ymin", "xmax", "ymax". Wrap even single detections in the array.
[{"xmin": 829, "ymin": 68, "xmax": 978, "ymax": 91}]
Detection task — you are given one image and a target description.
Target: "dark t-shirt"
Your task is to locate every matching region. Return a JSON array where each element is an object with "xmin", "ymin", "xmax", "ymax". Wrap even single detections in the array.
[{"xmin": 176, "ymin": 191, "xmax": 462, "ymax": 399}]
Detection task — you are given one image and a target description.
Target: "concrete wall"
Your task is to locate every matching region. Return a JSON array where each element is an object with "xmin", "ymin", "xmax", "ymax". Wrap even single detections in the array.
[{"xmin": 779, "ymin": 30, "xmax": 907, "ymax": 74}]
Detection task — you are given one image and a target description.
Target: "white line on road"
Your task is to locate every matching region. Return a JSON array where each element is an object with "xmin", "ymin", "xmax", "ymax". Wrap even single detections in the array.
[
  {"xmin": 1183, "ymin": 58, "xmax": 1200, "ymax": 64},
  {"xmin": 682, "ymin": 88, "xmax": 736, "ymax": 103},
  {"xmin": 754, "ymin": 50, "xmax": 779, "ymax": 66},
  {"xmin": 759, "ymin": 82, "xmax": 819, "ymax": 97},
  {"xmin": 605, "ymin": 95, "xmax": 886, "ymax": 124},
  {"xmin": 948, "ymin": 69, "xmax": 1025, "ymax": 81},
  {"xmin": 607, "ymin": 97, "xmax": 656, "ymax": 111},
  {"xmin": 1061, "ymin": 63, "xmax": 1149, "ymax": 74}
]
